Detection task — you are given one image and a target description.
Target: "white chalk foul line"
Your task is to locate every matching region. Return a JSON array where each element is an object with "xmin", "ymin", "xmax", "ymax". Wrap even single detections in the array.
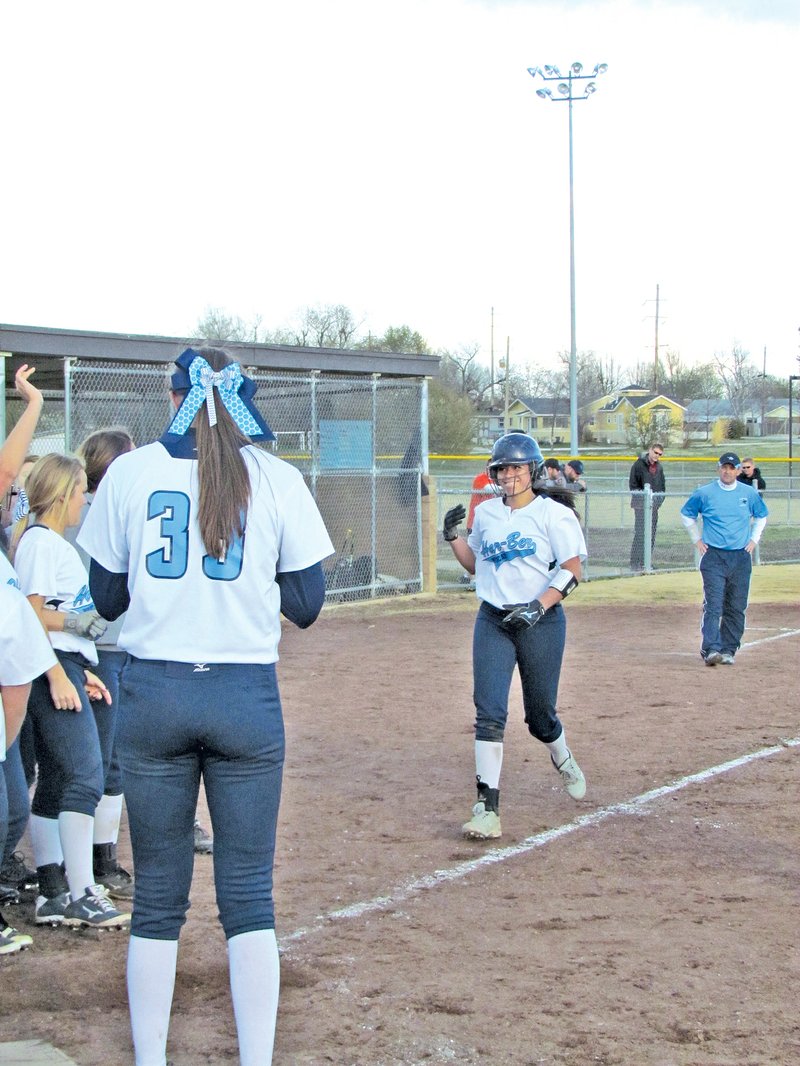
[
  {"xmin": 280, "ymin": 736, "xmax": 800, "ymax": 947},
  {"xmin": 741, "ymin": 627, "xmax": 800, "ymax": 649}
]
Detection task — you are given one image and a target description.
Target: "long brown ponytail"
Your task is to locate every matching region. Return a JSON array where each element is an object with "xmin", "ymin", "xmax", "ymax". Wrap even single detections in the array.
[{"xmin": 190, "ymin": 348, "xmax": 253, "ymax": 559}]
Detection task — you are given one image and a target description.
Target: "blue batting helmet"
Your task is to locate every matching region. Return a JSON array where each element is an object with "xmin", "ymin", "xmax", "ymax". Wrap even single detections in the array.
[{"xmin": 487, "ymin": 432, "xmax": 544, "ymax": 483}]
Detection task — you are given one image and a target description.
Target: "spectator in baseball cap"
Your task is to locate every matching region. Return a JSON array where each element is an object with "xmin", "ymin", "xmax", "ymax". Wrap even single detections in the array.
[
  {"xmin": 680, "ymin": 449, "xmax": 768, "ymax": 667},
  {"xmin": 563, "ymin": 460, "xmax": 586, "ymax": 493},
  {"xmin": 718, "ymin": 452, "xmax": 741, "ymax": 468},
  {"xmin": 543, "ymin": 458, "xmax": 565, "ymax": 488}
]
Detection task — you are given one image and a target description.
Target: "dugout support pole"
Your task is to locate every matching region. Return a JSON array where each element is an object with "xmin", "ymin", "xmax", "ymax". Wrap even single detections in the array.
[{"xmin": 421, "ymin": 474, "xmax": 438, "ymax": 593}]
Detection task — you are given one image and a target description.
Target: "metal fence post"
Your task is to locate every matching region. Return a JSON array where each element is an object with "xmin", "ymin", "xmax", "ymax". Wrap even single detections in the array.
[
  {"xmin": 643, "ymin": 484, "xmax": 653, "ymax": 572},
  {"xmin": 582, "ymin": 489, "xmax": 591, "ymax": 581},
  {"xmin": 64, "ymin": 358, "xmax": 73, "ymax": 454},
  {"xmin": 0, "ymin": 353, "xmax": 7, "ymax": 442},
  {"xmin": 371, "ymin": 373, "xmax": 379, "ymax": 596}
]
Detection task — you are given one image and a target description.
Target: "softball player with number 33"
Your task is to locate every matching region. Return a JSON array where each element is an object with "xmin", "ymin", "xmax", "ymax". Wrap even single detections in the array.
[
  {"xmin": 79, "ymin": 347, "xmax": 333, "ymax": 1066},
  {"xmin": 444, "ymin": 432, "xmax": 588, "ymax": 840}
]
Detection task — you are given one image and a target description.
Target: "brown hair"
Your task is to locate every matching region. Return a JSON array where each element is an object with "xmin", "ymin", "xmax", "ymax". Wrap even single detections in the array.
[
  {"xmin": 10, "ymin": 453, "xmax": 84, "ymax": 554},
  {"xmin": 78, "ymin": 428, "xmax": 135, "ymax": 492},
  {"xmin": 179, "ymin": 347, "xmax": 253, "ymax": 558}
]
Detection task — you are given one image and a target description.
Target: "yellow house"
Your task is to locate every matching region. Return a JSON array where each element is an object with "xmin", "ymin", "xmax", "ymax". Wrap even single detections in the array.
[
  {"xmin": 585, "ymin": 385, "xmax": 685, "ymax": 444},
  {"xmin": 504, "ymin": 396, "xmax": 570, "ymax": 443}
]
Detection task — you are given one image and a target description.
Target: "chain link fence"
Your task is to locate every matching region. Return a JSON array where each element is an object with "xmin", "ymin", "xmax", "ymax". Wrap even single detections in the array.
[
  {"xmin": 435, "ymin": 476, "xmax": 800, "ymax": 587},
  {"xmin": 8, "ymin": 360, "xmax": 426, "ymax": 603}
]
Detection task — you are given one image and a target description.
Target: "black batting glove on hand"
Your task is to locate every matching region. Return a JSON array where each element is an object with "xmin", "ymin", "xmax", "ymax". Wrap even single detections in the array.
[
  {"xmin": 443, "ymin": 504, "xmax": 466, "ymax": 541},
  {"xmin": 501, "ymin": 599, "xmax": 546, "ymax": 629},
  {"xmin": 64, "ymin": 610, "xmax": 108, "ymax": 641}
]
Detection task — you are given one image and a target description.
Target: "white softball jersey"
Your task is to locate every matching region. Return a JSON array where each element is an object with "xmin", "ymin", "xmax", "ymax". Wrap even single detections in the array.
[
  {"xmin": 13, "ymin": 526, "xmax": 99, "ymax": 665},
  {"xmin": 78, "ymin": 442, "xmax": 334, "ymax": 664},
  {"xmin": 468, "ymin": 495, "xmax": 587, "ymax": 609},
  {"xmin": 0, "ymin": 550, "xmax": 20, "ymax": 588},
  {"xmin": 0, "ymin": 582, "xmax": 58, "ymax": 758}
]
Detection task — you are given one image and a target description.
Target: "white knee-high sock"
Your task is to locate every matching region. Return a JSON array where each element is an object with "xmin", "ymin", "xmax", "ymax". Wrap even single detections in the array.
[
  {"xmin": 58, "ymin": 811, "xmax": 95, "ymax": 898},
  {"xmin": 29, "ymin": 814, "xmax": 64, "ymax": 869},
  {"xmin": 228, "ymin": 929, "xmax": 280, "ymax": 1066},
  {"xmin": 547, "ymin": 730, "xmax": 570, "ymax": 767},
  {"xmin": 93, "ymin": 793, "xmax": 124, "ymax": 845},
  {"xmin": 127, "ymin": 935, "xmax": 179, "ymax": 1066},
  {"xmin": 475, "ymin": 740, "xmax": 503, "ymax": 790}
]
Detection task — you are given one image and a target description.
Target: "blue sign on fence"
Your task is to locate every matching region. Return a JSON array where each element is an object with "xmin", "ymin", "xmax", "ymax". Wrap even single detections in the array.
[{"xmin": 319, "ymin": 419, "xmax": 373, "ymax": 469}]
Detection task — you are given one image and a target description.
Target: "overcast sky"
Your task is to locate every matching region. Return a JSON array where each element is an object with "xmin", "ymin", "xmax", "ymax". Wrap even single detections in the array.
[{"xmin": 3, "ymin": 0, "xmax": 799, "ymax": 381}]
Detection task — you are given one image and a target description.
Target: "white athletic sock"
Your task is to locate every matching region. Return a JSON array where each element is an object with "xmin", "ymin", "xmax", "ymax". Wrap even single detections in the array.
[
  {"xmin": 93, "ymin": 793, "xmax": 124, "ymax": 845},
  {"xmin": 228, "ymin": 929, "xmax": 280, "ymax": 1066},
  {"xmin": 475, "ymin": 740, "xmax": 503, "ymax": 790},
  {"xmin": 127, "ymin": 935, "xmax": 179, "ymax": 1066},
  {"xmin": 29, "ymin": 814, "xmax": 64, "ymax": 869},
  {"xmin": 547, "ymin": 731, "xmax": 570, "ymax": 767},
  {"xmin": 58, "ymin": 811, "xmax": 96, "ymax": 899}
]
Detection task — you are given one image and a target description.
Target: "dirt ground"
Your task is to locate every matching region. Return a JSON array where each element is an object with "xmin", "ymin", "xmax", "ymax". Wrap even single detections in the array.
[{"xmin": 3, "ymin": 595, "xmax": 799, "ymax": 1066}]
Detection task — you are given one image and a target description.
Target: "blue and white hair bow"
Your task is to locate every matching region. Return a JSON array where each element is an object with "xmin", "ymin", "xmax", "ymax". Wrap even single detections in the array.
[{"xmin": 168, "ymin": 353, "xmax": 265, "ymax": 437}]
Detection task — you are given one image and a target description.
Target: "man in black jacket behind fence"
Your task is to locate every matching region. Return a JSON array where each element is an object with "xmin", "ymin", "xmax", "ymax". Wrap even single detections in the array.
[{"xmin": 629, "ymin": 443, "xmax": 666, "ymax": 571}]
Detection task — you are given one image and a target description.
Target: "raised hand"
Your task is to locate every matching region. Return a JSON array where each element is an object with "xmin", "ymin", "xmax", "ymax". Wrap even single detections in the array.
[{"xmin": 443, "ymin": 504, "xmax": 466, "ymax": 542}]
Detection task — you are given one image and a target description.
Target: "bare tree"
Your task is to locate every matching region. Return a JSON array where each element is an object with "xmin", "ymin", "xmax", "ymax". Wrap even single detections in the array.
[
  {"xmin": 440, "ymin": 343, "xmax": 484, "ymax": 396},
  {"xmin": 713, "ymin": 344, "xmax": 758, "ymax": 419},
  {"xmin": 284, "ymin": 304, "xmax": 363, "ymax": 348},
  {"xmin": 193, "ymin": 308, "xmax": 263, "ymax": 344}
]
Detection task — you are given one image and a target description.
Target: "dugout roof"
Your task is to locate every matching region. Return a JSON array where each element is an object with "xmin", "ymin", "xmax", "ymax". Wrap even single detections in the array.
[{"xmin": 1, "ymin": 323, "xmax": 440, "ymax": 393}]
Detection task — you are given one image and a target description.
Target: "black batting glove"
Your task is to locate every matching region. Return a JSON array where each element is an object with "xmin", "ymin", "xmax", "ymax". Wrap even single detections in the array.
[
  {"xmin": 443, "ymin": 504, "xmax": 466, "ymax": 542},
  {"xmin": 501, "ymin": 599, "xmax": 546, "ymax": 629}
]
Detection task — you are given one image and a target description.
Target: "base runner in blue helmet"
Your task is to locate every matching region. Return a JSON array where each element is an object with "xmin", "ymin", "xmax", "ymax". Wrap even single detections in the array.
[{"xmin": 442, "ymin": 432, "xmax": 588, "ymax": 840}]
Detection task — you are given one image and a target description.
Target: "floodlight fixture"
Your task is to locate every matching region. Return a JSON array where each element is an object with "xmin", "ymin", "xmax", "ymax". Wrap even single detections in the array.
[
  {"xmin": 536, "ymin": 88, "xmax": 551, "ymax": 99},
  {"xmin": 571, "ymin": 62, "xmax": 583, "ymax": 74}
]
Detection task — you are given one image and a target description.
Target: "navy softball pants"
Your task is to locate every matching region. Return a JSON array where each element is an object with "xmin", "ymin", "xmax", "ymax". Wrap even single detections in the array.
[
  {"xmin": 472, "ymin": 601, "xmax": 566, "ymax": 744},
  {"xmin": 27, "ymin": 651, "xmax": 105, "ymax": 818},
  {"xmin": 699, "ymin": 545, "xmax": 752, "ymax": 656},
  {"xmin": 117, "ymin": 657, "xmax": 285, "ymax": 941}
]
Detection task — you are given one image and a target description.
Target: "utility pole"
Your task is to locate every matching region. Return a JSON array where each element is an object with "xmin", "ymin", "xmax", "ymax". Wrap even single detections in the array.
[
  {"xmin": 504, "ymin": 337, "xmax": 511, "ymax": 430},
  {"xmin": 643, "ymin": 284, "xmax": 666, "ymax": 393},
  {"xmin": 490, "ymin": 307, "xmax": 495, "ymax": 407},
  {"xmin": 654, "ymin": 283, "xmax": 660, "ymax": 393}
]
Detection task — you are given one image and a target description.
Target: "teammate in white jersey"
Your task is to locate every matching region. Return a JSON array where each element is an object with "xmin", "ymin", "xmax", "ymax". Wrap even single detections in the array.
[
  {"xmin": 0, "ymin": 582, "xmax": 57, "ymax": 953},
  {"xmin": 11, "ymin": 453, "xmax": 129, "ymax": 930},
  {"xmin": 79, "ymin": 346, "xmax": 334, "ymax": 1066},
  {"xmin": 443, "ymin": 432, "xmax": 588, "ymax": 840}
]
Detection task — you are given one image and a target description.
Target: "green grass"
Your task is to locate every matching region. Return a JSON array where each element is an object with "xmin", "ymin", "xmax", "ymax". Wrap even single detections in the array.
[{"xmin": 570, "ymin": 563, "xmax": 800, "ymax": 607}]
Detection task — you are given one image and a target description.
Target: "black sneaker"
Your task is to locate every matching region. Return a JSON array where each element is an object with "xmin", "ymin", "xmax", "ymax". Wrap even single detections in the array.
[
  {"xmin": 193, "ymin": 819, "xmax": 213, "ymax": 855},
  {"xmin": 0, "ymin": 912, "xmax": 33, "ymax": 951},
  {"xmin": 35, "ymin": 890, "xmax": 71, "ymax": 926},
  {"xmin": 0, "ymin": 852, "xmax": 38, "ymax": 892},
  {"xmin": 97, "ymin": 865, "xmax": 134, "ymax": 900},
  {"xmin": 0, "ymin": 930, "xmax": 23, "ymax": 955},
  {"xmin": 63, "ymin": 886, "xmax": 131, "ymax": 929},
  {"xmin": 0, "ymin": 882, "xmax": 20, "ymax": 907}
]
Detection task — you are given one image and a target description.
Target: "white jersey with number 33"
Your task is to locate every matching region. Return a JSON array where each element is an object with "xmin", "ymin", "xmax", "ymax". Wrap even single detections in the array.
[{"xmin": 78, "ymin": 442, "xmax": 334, "ymax": 664}]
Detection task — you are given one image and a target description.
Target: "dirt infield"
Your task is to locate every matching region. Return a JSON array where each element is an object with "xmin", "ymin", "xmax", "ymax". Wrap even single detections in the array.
[{"xmin": 3, "ymin": 594, "xmax": 799, "ymax": 1065}]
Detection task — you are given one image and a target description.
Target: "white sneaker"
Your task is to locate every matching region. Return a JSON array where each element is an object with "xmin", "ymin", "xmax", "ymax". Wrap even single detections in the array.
[
  {"xmin": 552, "ymin": 751, "xmax": 586, "ymax": 800},
  {"xmin": 462, "ymin": 801, "xmax": 502, "ymax": 840}
]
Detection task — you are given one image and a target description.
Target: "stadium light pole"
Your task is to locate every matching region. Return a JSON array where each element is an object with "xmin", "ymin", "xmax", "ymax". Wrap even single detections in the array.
[{"xmin": 528, "ymin": 61, "xmax": 608, "ymax": 455}]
